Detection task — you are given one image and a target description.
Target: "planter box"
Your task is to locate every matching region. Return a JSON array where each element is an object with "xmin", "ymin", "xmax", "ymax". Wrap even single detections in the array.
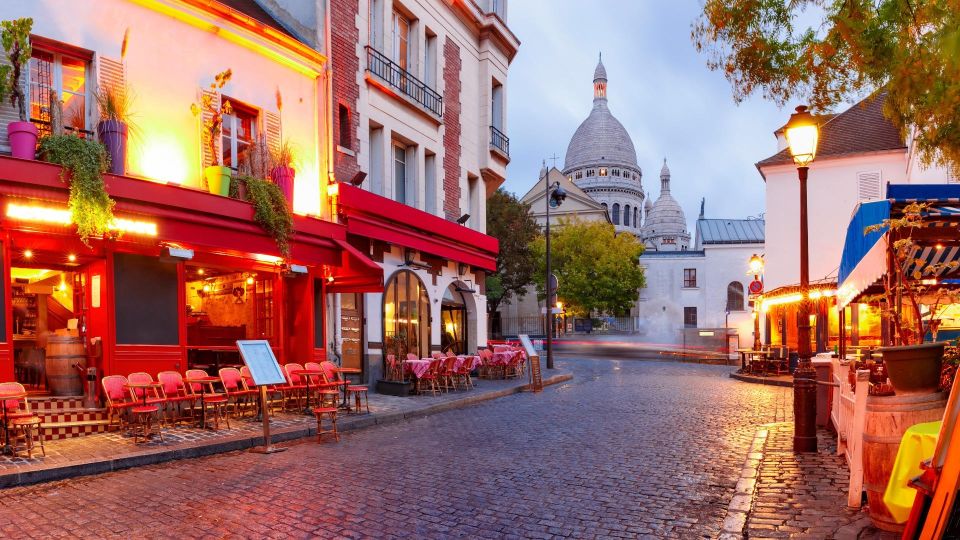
[{"xmin": 376, "ymin": 379, "xmax": 414, "ymax": 396}]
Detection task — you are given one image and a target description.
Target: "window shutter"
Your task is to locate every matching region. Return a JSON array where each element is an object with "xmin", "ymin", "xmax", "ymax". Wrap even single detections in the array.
[
  {"xmin": 264, "ymin": 111, "xmax": 281, "ymax": 156},
  {"xmin": 857, "ymin": 171, "xmax": 882, "ymax": 201},
  {"xmin": 0, "ymin": 55, "xmax": 24, "ymax": 150},
  {"xmin": 200, "ymin": 88, "xmax": 220, "ymax": 169},
  {"xmin": 96, "ymin": 56, "xmax": 124, "ymax": 98}
]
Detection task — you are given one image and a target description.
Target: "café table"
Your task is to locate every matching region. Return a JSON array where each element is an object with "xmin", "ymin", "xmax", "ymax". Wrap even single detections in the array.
[
  {"xmin": 0, "ymin": 389, "xmax": 25, "ymax": 455},
  {"xmin": 403, "ymin": 359, "xmax": 431, "ymax": 379},
  {"xmin": 124, "ymin": 382, "xmax": 164, "ymax": 441},
  {"xmin": 883, "ymin": 420, "xmax": 941, "ymax": 524},
  {"xmin": 334, "ymin": 367, "xmax": 362, "ymax": 409},
  {"xmin": 183, "ymin": 375, "xmax": 221, "ymax": 430},
  {"xmin": 291, "ymin": 369, "xmax": 328, "ymax": 416},
  {"xmin": 742, "ymin": 350, "xmax": 769, "ymax": 375}
]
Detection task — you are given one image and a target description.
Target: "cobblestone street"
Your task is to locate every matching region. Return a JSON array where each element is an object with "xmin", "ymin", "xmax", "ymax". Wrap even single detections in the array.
[{"xmin": 0, "ymin": 359, "xmax": 790, "ymax": 539}]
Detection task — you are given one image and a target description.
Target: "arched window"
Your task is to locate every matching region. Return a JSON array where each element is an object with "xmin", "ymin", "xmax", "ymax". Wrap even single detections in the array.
[
  {"xmin": 601, "ymin": 202, "xmax": 608, "ymax": 214},
  {"xmin": 634, "ymin": 207, "xmax": 638, "ymax": 227},
  {"xmin": 726, "ymin": 281, "xmax": 745, "ymax": 312},
  {"xmin": 612, "ymin": 203, "xmax": 620, "ymax": 225},
  {"xmin": 624, "ymin": 205, "xmax": 630, "ymax": 226},
  {"xmin": 383, "ymin": 270, "xmax": 431, "ymax": 368}
]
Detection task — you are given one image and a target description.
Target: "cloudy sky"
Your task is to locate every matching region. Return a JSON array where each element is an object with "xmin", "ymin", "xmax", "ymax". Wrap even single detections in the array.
[{"xmin": 503, "ymin": 1, "xmax": 795, "ymax": 230}]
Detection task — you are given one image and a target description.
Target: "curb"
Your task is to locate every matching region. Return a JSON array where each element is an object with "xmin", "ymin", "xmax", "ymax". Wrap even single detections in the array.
[
  {"xmin": 720, "ymin": 424, "xmax": 770, "ymax": 539},
  {"xmin": 0, "ymin": 371, "xmax": 573, "ymax": 489},
  {"xmin": 729, "ymin": 372, "xmax": 793, "ymax": 387}
]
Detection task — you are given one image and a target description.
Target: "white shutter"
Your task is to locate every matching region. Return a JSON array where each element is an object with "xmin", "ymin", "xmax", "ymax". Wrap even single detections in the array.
[
  {"xmin": 857, "ymin": 171, "xmax": 882, "ymax": 201},
  {"xmin": 96, "ymin": 56, "xmax": 124, "ymax": 100},
  {"xmin": 264, "ymin": 111, "xmax": 281, "ymax": 155},
  {"xmin": 200, "ymin": 88, "xmax": 220, "ymax": 169}
]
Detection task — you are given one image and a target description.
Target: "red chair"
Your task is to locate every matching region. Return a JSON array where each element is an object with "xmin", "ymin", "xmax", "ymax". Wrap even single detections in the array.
[
  {"xmin": 456, "ymin": 355, "xmax": 476, "ymax": 390},
  {"xmin": 417, "ymin": 359, "xmax": 442, "ymax": 396},
  {"xmin": 321, "ymin": 361, "xmax": 368, "ymax": 414},
  {"xmin": 282, "ymin": 363, "xmax": 308, "ymax": 411},
  {"xmin": 101, "ymin": 375, "xmax": 137, "ymax": 432},
  {"xmin": 441, "ymin": 354, "xmax": 459, "ymax": 391},
  {"xmin": 0, "ymin": 382, "xmax": 44, "ymax": 458},
  {"xmin": 220, "ymin": 368, "xmax": 258, "ymax": 418},
  {"xmin": 121, "ymin": 372, "xmax": 165, "ymax": 442},
  {"xmin": 185, "ymin": 369, "xmax": 230, "ymax": 430},
  {"xmin": 157, "ymin": 371, "xmax": 197, "ymax": 425}
]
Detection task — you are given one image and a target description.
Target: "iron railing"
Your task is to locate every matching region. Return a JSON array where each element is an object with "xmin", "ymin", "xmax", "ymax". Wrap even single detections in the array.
[
  {"xmin": 365, "ymin": 46, "xmax": 443, "ymax": 117},
  {"xmin": 490, "ymin": 125, "xmax": 509, "ymax": 156}
]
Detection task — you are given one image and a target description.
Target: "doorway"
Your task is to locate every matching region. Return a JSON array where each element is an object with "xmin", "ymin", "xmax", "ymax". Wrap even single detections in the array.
[
  {"xmin": 340, "ymin": 293, "xmax": 363, "ymax": 372},
  {"xmin": 441, "ymin": 285, "xmax": 467, "ymax": 355}
]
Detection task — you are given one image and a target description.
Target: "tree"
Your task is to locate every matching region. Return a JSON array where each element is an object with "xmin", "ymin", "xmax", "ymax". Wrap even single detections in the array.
[
  {"xmin": 485, "ymin": 188, "xmax": 540, "ymax": 313},
  {"xmin": 530, "ymin": 218, "xmax": 645, "ymax": 317},
  {"xmin": 693, "ymin": 1, "xmax": 960, "ymax": 172}
]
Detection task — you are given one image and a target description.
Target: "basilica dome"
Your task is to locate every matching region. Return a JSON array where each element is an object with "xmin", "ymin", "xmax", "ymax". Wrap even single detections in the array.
[{"xmin": 640, "ymin": 159, "xmax": 690, "ymax": 251}]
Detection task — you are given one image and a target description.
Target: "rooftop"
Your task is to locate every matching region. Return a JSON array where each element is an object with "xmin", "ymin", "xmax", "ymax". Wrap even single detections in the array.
[
  {"xmin": 756, "ymin": 93, "xmax": 905, "ymax": 169},
  {"xmin": 696, "ymin": 218, "xmax": 765, "ymax": 245},
  {"xmin": 218, "ymin": 0, "xmax": 297, "ymax": 39}
]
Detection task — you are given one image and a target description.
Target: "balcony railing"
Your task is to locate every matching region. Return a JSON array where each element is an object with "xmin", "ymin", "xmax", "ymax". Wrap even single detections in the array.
[
  {"xmin": 366, "ymin": 46, "xmax": 443, "ymax": 117},
  {"xmin": 490, "ymin": 125, "xmax": 509, "ymax": 157}
]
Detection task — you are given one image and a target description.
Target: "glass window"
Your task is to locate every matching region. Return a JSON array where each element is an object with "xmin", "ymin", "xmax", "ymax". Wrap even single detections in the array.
[
  {"xmin": 612, "ymin": 203, "xmax": 620, "ymax": 225},
  {"xmin": 369, "ymin": 0, "xmax": 382, "ymax": 48},
  {"xmin": 633, "ymin": 207, "xmax": 638, "ymax": 227},
  {"xmin": 683, "ymin": 268, "xmax": 697, "ymax": 288},
  {"xmin": 221, "ymin": 98, "xmax": 257, "ymax": 170},
  {"xmin": 624, "ymin": 205, "xmax": 631, "ymax": 227},
  {"xmin": 392, "ymin": 9, "xmax": 410, "ymax": 70},
  {"xmin": 393, "ymin": 143, "xmax": 407, "ymax": 203},
  {"xmin": 383, "ymin": 270, "xmax": 431, "ymax": 365},
  {"xmin": 338, "ymin": 104, "xmax": 351, "ymax": 149},
  {"xmin": 29, "ymin": 49, "xmax": 89, "ymax": 137},
  {"xmin": 726, "ymin": 282, "xmax": 745, "ymax": 311},
  {"xmin": 684, "ymin": 307, "xmax": 697, "ymax": 328},
  {"xmin": 599, "ymin": 168, "xmax": 607, "ymax": 177}
]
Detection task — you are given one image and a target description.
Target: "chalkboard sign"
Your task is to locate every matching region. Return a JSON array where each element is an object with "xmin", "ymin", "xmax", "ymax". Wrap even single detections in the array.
[
  {"xmin": 518, "ymin": 334, "xmax": 543, "ymax": 392},
  {"xmin": 236, "ymin": 340, "xmax": 286, "ymax": 385},
  {"xmin": 114, "ymin": 253, "xmax": 178, "ymax": 344}
]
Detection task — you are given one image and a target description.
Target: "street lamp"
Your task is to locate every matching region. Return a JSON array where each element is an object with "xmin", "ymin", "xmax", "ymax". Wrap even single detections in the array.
[
  {"xmin": 543, "ymin": 163, "xmax": 566, "ymax": 370},
  {"xmin": 784, "ymin": 105, "xmax": 819, "ymax": 453},
  {"xmin": 748, "ymin": 253, "xmax": 765, "ymax": 350}
]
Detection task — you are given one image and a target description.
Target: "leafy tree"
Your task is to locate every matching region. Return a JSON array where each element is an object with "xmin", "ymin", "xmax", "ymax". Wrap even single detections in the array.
[
  {"xmin": 693, "ymin": 1, "xmax": 960, "ymax": 172},
  {"xmin": 530, "ymin": 218, "xmax": 645, "ymax": 317},
  {"xmin": 485, "ymin": 188, "xmax": 540, "ymax": 313}
]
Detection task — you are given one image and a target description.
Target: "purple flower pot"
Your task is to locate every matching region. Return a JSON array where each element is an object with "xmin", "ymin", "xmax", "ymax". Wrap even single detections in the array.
[
  {"xmin": 270, "ymin": 166, "xmax": 295, "ymax": 206},
  {"xmin": 7, "ymin": 121, "xmax": 37, "ymax": 160},
  {"xmin": 97, "ymin": 120, "xmax": 127, "ymax": 176}
]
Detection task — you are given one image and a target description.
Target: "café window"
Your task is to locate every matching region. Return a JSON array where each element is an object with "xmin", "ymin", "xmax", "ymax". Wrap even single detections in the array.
[
  {"xmin": 684, "ymin": 307, "xmax": 697, "ymax": 328},
  {"xmin": 29, "ymin": 47, "xmax": 90, "ymax": 137},
  {"xmin": 683, "ymin": 268, "xmax": 697, "ymax": 288},
  {"xmin": 383, "ymin": 270, "xmax": 430, "ymax": 361},
  {"xmin": 221, "ymin": 98, "xmax": 258, "ymax": 170}
]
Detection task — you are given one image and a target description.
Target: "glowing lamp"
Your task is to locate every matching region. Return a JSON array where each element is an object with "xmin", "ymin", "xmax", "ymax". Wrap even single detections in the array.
[
  {"xmin": 246, "ymin": 276, "xmax": 255, "ymax": 285},
  {"xmin": 326, "ymin": 182, "xmax": 339, "ymax": 197},
  {"xmin": 748, "ymin": 253, "xmax": 764, "ymax": 275},
  {"xmin": 556, "ymin": 302, "xmax": 563, "ymax": 311},
  {"xmin": 784, "ymin": 106, "xmax": 819, "ymax": 167},
  {"xmin": 68, "ymin": 254, "xmax": 76, "ymax": 262},
  {"xmin": 23, "ymin": 249, "xmax": 32, "ymax": 259}
]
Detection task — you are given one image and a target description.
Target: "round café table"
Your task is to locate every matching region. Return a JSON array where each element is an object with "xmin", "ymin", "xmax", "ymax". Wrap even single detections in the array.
[
  {"xmin": 124, "ymin": 382, "xmax": 164, "ymax": 441},
  {"xmin": 183, "ymin": 376, "xmax": 221, "ymax": 430},
  {"xmin": 335, "ymin": 367, "xmax": 362, "ymax": 408},
  {"xmin": 291, "ymin": 369, "xmax": 328, "ymax": 416}
]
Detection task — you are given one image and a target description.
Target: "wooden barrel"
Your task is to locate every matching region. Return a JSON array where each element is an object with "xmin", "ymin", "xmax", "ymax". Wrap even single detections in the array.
[
  {"xmin": 863, "ymin": 392, "xmax": 947, "ymax": 532},
  {"xmin": 45, "ymin": 335, "xmax": 86, "ymax": 396}
]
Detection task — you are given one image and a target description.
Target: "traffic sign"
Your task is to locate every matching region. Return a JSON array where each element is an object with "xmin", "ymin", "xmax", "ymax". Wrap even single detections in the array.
[{"xmin": 749, "ymin": 279, "xmax": 763, "ymax": 295}]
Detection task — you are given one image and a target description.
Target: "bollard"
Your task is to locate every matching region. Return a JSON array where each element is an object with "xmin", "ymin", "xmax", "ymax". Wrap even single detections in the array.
[
  {"xmin": 793, "ymin": 359, "xmax": 818, "ymax": 453},
  {"xmin": 84, "ymin": 367, "xmax": 98, "ymax": 409}
]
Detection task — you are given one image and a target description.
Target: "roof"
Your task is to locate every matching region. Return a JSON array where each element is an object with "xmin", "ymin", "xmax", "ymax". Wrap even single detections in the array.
[
  {"xmin": 756, "ymin": 93, "xmax": 905, "ymax": 168},
  {"xmin": 640, "ymin": 250, "xmax": 705, "ymax": 259},
  {"xmin": 217, "ymin": 0, "xmax": 297, "ymax": 39},
  {"xmin": 696, "ymin": 218, "xmax": 765, "ymax": 245}
]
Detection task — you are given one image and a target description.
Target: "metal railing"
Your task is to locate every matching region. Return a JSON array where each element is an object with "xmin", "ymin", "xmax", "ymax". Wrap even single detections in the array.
[
  {"xmin": 490, "ymin": 125, "xmax": 509, "ymax": 156},
  {"xmin": 365, "ymin": 46, "xmax": 443, "ymax": 117}
]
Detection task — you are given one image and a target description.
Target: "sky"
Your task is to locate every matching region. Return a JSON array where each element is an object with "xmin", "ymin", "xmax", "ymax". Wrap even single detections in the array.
[{"xmin": 503, "ymin": 1, "xmax": 796, "ymax": 231}]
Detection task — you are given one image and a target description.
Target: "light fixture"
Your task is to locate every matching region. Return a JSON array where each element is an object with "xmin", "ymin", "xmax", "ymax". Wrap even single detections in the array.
[
  {"xmin": 404, "ymin": 248, "xmax": 416, "ymax": 266},
  {"xmin": 784, "ymin": 105, "xmax": 819, "ymax": 167},
  {"xmin": 202, "ymin": 284, "xmax": 211, "ymax": 293},
  {"xmin": 326, "ymin": 182, "xmax": 339, "ymax": 197},
  {"xmin": 289, "ymin": 264, "xmax": 309, "ymax": 274},
  {"xmin": 160, "ymin": 246, "xmax": 194, "ymax": 263},
  {"xmin": 327, "ymin": 275, "xmax": 335, "ymax": 283},
  {"xmin": 349, "ymin": 171, "xmax": 367, "ymax": 186},
  {"xmin": 246, "ymin": 276, "xmax": 255, "ymax": 285},
  {"xmin": 457, "ymin": 263, "xmax": 468, "ymax": 276},
  {"xmin": 748, "ymin": 253, "xmax": 764, "ymax": 275},
  {"xmin": 456, "ymin": 214, "xmax": 470, "ymax": 225},
  {"xmin": 67, "ymin": 254, "xmax": 76, "ymax": 262},
  {"xmin": 23, "ymin": 249, "xmax": 32, "ymax": 259},
  {"xmin": 197, "ymin": 268, "xmax": 205, "ymax": 276}
]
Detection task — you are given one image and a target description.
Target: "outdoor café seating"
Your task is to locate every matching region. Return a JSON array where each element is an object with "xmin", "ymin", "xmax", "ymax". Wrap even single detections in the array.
[{"xmin": 0, "ymin": 382, "xmax": 44, "ymax": 458}]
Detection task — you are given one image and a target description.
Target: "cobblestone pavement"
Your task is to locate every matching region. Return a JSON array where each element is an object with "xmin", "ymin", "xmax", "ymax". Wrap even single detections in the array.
[
  {"xmin": 744, "ymin": 422, "xmax": 898, "ymax": 540},
  {"xmin": 0, "ymin": 359, "xmax": 790, "ymax": 539}
]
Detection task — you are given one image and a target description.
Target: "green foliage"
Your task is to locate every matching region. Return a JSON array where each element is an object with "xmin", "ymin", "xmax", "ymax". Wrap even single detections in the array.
[
  {"xmin": 38, "ymin": 134, "xmax": 115, "ymax": 247},
  {"xmin": 693, "ymin": 1, "xmax": 960, "ymax": 174},
  {"xmin": 190, "ymin": 69, "xmax": 232, "ymax": 166},
  {"xmin": 485, "ymin": 188, "xmax": 540, "ymax": 313},
  {"xmin": 235, "ymin": 175, "xmax": 293, "ymax": 257},
  {"xmin": 272, "ymin": 138, "xmax": 297, "ymax": 169},
  {"xmin": 0, "ymin": 18, "xmax": 32, "ymax": 121},
  {"xmin": 530, "ymin": 218, "xmax": 645, "ymax": 317}
]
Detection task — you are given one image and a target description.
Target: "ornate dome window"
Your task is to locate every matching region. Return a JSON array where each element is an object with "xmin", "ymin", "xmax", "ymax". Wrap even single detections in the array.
[{"xmin": 599, "ymin": 168, "xmax": 607, "ymax": 177}]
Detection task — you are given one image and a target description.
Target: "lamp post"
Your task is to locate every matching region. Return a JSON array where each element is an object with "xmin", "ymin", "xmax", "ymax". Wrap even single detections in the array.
[
  {"xmin": 748, "ymin": 253, "xmax": 765, "ymax": 350},
  {"xmin": 784, "ymin": 105, "xmax": 820, "ymax": 453},
  {"xmin": 543, "ymin": 164, "xmax": 566, "ymax": 370}
]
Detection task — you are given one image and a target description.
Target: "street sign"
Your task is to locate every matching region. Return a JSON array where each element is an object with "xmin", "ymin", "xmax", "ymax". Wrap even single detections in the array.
[
  {"xmin": 749, "ymin": 279, "xmax": 764, "ymax": 295},
  {"xmin": 549, "ymin": 273, "xmax": 559, "ymax": 306}
]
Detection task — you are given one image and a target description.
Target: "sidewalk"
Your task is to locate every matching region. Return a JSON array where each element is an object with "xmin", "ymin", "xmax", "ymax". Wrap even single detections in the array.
[
  {"xmin": 0, "ymin": 370, "xmax": 572, "ymax": 488},
  {"xmin": 729, "ymin": 372, "xmax": 793, "ymax": 387},
  {"xmin": 729, "ymin": 422, "xmax": 899, "ymax": 539}
]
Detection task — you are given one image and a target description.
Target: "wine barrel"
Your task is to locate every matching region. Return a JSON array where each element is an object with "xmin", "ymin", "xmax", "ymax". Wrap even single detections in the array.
[
  {"xmin": 45, "ymin": 335, "xmax": 86, "ymax": 396},
  {"xmin": 863, "ymin": 391, "xmax": 947, "ymax": 532}
]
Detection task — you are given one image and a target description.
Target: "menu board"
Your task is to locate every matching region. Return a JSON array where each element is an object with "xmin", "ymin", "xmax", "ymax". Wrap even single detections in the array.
[
  {"xmin": 518, "ymin": 335, "xmax": 543, "ymax": 392},
  {"xmin": 236, "ymin": 340, "xmax": 286, "ymax": 386}
]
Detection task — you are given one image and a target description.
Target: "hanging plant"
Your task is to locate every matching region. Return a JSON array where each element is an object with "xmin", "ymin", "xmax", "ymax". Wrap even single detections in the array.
[
  {"xmin": 235, "ymin": 174, "xmax": 293, "ymax": 257},
  {"xmin": 38, "ymin": 134, "xmax": 116, "ymax": 246}
]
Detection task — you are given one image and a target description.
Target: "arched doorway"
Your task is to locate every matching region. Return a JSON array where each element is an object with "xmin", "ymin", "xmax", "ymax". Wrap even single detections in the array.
[
  {"xmin": 382, "ymin": 270, "xmax": 430, "ymax": 360},
  {"xmin": 441, "ymin": 284, "xmax": 468, "ymax": 354}
]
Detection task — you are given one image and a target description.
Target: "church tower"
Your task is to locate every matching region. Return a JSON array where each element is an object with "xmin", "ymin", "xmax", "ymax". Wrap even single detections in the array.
[{"xmin": 640, "ymin": 159, "xmax": 691, "ymax": 251}]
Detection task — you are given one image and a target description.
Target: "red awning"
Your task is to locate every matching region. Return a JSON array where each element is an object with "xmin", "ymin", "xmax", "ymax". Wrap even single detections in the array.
[
  {"xmin": 337, "ymin": 184, "xmax": 498, "ymax": 271},
  {"xmin": 328, "ymin": 239, "xmax": 384, "ymax": 293}
]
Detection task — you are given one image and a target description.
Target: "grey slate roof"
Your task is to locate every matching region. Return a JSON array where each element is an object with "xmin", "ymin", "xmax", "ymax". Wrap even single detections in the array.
[{"xmin": 696, "ymin": 218, "xmax": 765, "ymax": 245}]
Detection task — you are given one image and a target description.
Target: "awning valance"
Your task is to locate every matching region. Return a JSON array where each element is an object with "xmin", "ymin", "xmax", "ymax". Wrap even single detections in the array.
[{"xmin": 328, "ymin": 239, "xmax": 384, "ymax": 293}]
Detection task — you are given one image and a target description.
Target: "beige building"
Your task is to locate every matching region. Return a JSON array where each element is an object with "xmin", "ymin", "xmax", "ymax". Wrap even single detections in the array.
[{"xmin": 521, "ymin": 166, "xmax": 610, "ymax": 227}]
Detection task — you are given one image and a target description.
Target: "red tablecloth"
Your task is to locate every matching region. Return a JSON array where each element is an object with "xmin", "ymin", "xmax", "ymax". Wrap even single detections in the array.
[
  {"xmin": 489, "ymin": 351, "xmax": 517, "ymax": 366},
  {"xmin": 403, "ymin": 359, "xmax": 431, "ymax": 379},
  {"xmin": 457, "ymin": 355, "xmax": 482, "ymax": 371}
]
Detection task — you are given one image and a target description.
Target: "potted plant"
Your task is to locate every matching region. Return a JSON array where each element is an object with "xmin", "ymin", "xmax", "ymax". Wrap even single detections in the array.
[
  {"xmin": 270, "ymin": 139, "xmax": 295, "ymax": 206},
  {"xmin": 94, "ymin": 81, "xmax": 134, "ymax": 175},
  {"xmin": 866, "ymin": 202, "xmax": 959, "ymax": 394},
  {"xmin": 376, "ymin": 333, "xmax": 415, "ymax": 396},
  {"xmin": 0, "ymin": 18, "xmax": 35, "ymax": 159},
  {"xmin": 191, "ymin": 69, "xmax": 233, "ymax": 196}
]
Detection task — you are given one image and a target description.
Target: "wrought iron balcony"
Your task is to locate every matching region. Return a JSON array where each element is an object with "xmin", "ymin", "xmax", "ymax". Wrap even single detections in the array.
[
  {"xmin": 490, "ymin": 125, "xmax": 509, "ymax": 157},
  {"xmin": 365, "ymin": 46, "xmax": 443, "ymax": 117}
]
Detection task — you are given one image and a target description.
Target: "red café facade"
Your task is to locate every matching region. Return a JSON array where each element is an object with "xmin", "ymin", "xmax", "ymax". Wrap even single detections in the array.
[{"xmin": 0, "ymin": 157, "xmax": 382, "ymax": 394}]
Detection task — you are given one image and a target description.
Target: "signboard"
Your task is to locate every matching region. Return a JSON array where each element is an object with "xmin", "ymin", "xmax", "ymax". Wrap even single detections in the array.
[
  {"xmin": 518, "ymin": 334, "xmax": 543, "ymax": 392},
  {"xmin": 749, "ymin": 279, "xmax": 764, "ymax": 295},
  {"xmin": 236, "ymin": 340, "xmax": 286, "ymax": 386}
]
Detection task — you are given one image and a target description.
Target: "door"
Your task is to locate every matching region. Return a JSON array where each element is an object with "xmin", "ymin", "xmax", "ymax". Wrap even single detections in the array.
[{"xmin": 340, "ymin": 293, "xmax": 363, "ymax": 372}]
